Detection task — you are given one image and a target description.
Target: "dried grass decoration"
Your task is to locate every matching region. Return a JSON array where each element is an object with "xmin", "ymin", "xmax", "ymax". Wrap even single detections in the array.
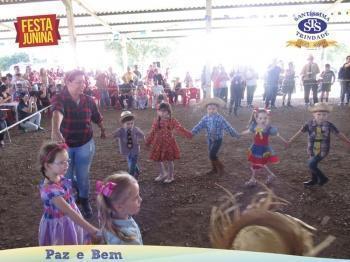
[{"xmin": 209, "ymin": 184, "xmax": 335, "ymax": 256}]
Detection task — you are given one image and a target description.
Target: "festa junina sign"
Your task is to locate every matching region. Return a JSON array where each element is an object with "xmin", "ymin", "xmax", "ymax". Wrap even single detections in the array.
[
  {"xmin": 287, "ymin": 11, "xmax": 337, "ymax": 48},
  {"xmin": 14, "ymin": 14, "xmax": 61, "ymax": 48}
]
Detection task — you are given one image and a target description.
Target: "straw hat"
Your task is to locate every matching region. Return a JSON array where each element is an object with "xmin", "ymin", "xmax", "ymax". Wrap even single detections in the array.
[
  {"xmin": 120, "ymin": 111, "xmax": 134, "ymax": 122},
  {"xmin": 200, "ymin": 97, "xmax": 226, "ymax": 109},
  {"xmin": 210, "ymin": 185, "xmax": 335, "ymax": 256},
  {"xmin": 309, "ymin": 102, "xmax": 333, "ymax": 113}
]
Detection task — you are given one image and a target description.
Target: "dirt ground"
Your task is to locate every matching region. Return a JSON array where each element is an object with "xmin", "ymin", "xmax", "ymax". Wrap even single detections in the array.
[{"xmin": 0, "ymin": 98, "xmax": 350, "ymax": 259}]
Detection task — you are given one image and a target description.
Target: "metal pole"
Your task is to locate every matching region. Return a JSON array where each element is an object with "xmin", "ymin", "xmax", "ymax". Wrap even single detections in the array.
[
  {"xmin": 121, "ymin": 34, "xmax": 128, "ymax": 72},
  {"xmin": 62, "ymin": 0, "xmax": 78, "ymax": 67},
  {"xmin": 206, "ymin": 0, "xmax": 212, "ymax": 97}
]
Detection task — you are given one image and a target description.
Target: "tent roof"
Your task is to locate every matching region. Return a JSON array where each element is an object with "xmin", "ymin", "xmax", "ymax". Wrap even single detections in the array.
[{"xmin": 0, "ymin": 0, "xmax": 349, "ymax": 42}]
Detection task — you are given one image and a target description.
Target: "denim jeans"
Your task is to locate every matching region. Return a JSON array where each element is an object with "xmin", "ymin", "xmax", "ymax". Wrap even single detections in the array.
[
  {"xmin": 208, "ymin": 138, "xmax": 222, "ymax": 160},
  {"xmin": 100, "ymin": 89, "xmax": 111, "ymax": 109},
  {"xmin": 303, "ymin": 80, "xmax": 318, "ymax": 104},
  {"xmin": 340, "ymin": 81, "xmax": 350, "ymax": 104},
  {"xmin": 308, "ymin": 155, "xmax": 326, "ymax": 181},
  {"xmin": 246, "ymin": 85, "xmax": 256, "ymax": 106},
  {"xmin": 66, "ymin": 138, "xmax": 96, "ymax": 199},
  {"xmin": 127, "ymin": 154, "xmax": 140, "ymax": 178},
  {"xmin": 20, "ymin": 113, "xmax": 41, "ymax": 132}
]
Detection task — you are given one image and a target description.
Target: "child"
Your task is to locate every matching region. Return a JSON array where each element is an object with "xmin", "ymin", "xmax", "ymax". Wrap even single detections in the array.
[
  {"xmin": 145, "ymin": 102, "xmax": 192, "ymax": 183},
  {"xmin": 96, "ymin": 172, "xmax": 143, "ymax": 245},
  {"xmin": 136, "ymin": 85, "xmax": 148, "ymax": 110},
  {"xmin": 38, "ymin": 142, "xmax": 98, "ymax": 245},
  {"xmin": 192, "ymin": 97, "xmax": 240, "ymax": 175},
  {"xmin": 319, "ymin": 64, "xmax": 335, "ymax": 103},
  {"xmin": 241, "ymin": 108, "xmax": 287, "ymax": 186},
  {"xmin": 210, "ymin": 185, "xmax": 335, "ymax": 255},
  {"xmin": 113, "ymin": 111, "xmax": 145, "ymax": 179},
  {"xmin": 288, "ymin": 102, "xmax": 350, "ymax": 186}
]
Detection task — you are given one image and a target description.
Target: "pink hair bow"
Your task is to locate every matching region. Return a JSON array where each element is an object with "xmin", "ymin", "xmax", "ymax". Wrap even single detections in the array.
[{"xmin": 96, "ymin": 181, "xmax": 117, "ymax": 197}]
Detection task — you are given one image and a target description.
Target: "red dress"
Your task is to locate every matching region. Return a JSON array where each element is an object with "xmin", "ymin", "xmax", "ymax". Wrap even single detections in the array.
[{"xmin": 146, "ymin": 118, "xmax": 192, "ymax": 161}]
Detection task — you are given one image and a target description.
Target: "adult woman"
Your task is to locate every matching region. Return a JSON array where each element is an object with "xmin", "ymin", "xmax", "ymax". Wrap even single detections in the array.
[{"xmin": 51, "ymin": 70, "xmax": 106, "ymax": 218}]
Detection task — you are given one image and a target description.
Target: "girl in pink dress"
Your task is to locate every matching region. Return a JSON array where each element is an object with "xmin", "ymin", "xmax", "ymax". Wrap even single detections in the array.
[{"xmin": 38, "ymin": 142, "xmax": 98, "ymax": 245}]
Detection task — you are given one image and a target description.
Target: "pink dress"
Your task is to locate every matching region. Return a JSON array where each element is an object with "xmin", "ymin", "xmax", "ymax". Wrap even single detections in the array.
[{"xmin": 38, "ymin": 176, "xmax": 90, "ymax": 245}]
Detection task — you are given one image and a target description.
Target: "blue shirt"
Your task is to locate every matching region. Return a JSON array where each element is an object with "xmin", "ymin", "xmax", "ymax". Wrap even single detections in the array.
[
  {"xmin": 191, "ymin": 113, "xmax": 240, "ymax": 140},
  {"xmin": 103, "ymin": 217, "xmax": 143, "ymax": 245}
]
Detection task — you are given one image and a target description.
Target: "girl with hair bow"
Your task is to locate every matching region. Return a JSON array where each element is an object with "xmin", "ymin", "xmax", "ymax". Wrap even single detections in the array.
[
  {"xmin": 38, "ymin": 141, "xmax": 99, "ymax": 245},
  {"xmin": 96, "ymin": 172, "xmax": 143, "ymax": 245},
  {"xmin": 241, "ymin": 108, "xmax": 288, "ymax": 187}
]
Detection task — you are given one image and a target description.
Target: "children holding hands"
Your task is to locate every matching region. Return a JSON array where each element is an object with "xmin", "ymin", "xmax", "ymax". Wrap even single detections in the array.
[
  {"xmin": 145, "ymin": 102, "xmax": 192, "ymax": 183},
  {"xmin": 113, "ymin": 111, "xmax": 145, "ymax": 179},
  {"xmin": 38, "ymin": 142, "xmax": 99, "ymax": 245},
  {"xmin": 96, "ymin": 172, "xmax": 143, "ymax": 245},
  {"xmin": 288, "ymin": 102, "xmax": 350, "ymax": 186},
  {"xmin": 241, "ymin": 108, "xmax": 288, "ymax": 186},
  {"xmin": 192, "ymin": 97, "xmax": 240, "ymax": 176}
]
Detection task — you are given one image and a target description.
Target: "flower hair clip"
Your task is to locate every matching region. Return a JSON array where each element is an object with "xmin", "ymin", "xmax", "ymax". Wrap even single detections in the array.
[{"xmin": 96, "ymin": 181, "xmax": 117, "ymax": 197}]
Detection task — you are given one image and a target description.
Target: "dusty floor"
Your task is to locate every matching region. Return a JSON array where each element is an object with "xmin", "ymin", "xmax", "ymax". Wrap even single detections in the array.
[{"xmin": 0, "ymin": 98, "xmax": 349, "ymax": 258}]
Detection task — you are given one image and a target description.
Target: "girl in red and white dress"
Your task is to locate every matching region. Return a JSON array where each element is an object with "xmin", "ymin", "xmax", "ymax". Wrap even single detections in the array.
[
  {"xmin": 145, "ymin": 102, "xmax": 192, "ymax": 183},
  {"xmin": 241, "ymin": 108, "xmax": 287, "ymax": 187}
]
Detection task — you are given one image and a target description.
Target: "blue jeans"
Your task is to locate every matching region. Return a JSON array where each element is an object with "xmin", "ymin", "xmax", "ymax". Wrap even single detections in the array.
[
  {"xmin": 127, "ymin": 154, "xmax": 140, "ymax": 178},
  {"xmin": 100, "ymin": 89, "xmax": 111, "ymax": 109},
  {"xmin": 208, "ymin": 138, "xmax": 222, "ymax": 160},
  {"xmin": 66, "ymin": 139, "xmax": 96, "ymax": 198},
  {"xmin": 308, "ymin": 155, "xmax": 326, "ymax": 182}
]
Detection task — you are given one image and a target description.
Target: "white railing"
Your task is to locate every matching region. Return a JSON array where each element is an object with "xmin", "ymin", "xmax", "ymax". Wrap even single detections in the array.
[{"xmin": 0, "ymin": 105, "xmax": 51, "ymax": 135}]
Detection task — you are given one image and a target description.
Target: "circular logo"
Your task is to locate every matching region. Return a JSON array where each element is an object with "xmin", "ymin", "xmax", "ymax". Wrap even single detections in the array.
[{"xmin": 298, "ymin": 18, "xmax": 327, "ymax": 34}]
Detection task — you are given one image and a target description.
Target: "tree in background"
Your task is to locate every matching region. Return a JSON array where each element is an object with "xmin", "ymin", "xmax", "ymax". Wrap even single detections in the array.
[
  {"xmin": 105, "ymin": 38, "xmax": 175, "ymax": 71},
  {"xmin": 324, "ymin": 43, "xmax": 350, "ymax": 69},
  {"xmin": 0, "ymin": 52, "xmax": 29, "ymax": 71}
]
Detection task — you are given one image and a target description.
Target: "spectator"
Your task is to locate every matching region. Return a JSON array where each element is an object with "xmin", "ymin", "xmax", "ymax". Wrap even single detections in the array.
[
  {"xmin": 338, "ymin": 55, "xmax": 350, "ymax": 106},
  {"xmin": 245, "ymin": 67, "xmax": 258, "ymax": 108},
  {"xmin": 300, "ymin": 55, "xmax": 320, "ymax": 106},
  {"xmin": 95, "ymin": 70, "xmax": 110, "ymax": 110},
  {"xmin": 17, "ymin": 93, "xmax": 44, "ymax": 132},
  {"xmin": 265, "ymin": 60, "xmax": 282, "ymax": 109},
  {"xmin": 281, "ymin": 62, "xmax": 296, "ymax": 107}
]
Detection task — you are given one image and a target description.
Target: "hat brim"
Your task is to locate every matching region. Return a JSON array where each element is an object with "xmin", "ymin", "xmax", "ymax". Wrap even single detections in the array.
[
  {"xmin": 200, "ymin": 97, "xmax": 226, "ymax": 109},
  {"xmin": 308, "ymin": 104, "xmax": 332, "ymax": 113}
]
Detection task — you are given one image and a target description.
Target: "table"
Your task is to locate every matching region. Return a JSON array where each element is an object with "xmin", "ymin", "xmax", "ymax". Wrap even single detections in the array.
[{"xmin": 0, "ymin": 101, "xmax": 19, "ymax": 122}]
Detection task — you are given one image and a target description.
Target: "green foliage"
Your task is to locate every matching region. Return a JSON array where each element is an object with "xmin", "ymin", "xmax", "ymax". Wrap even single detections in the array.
[
  {"xmin": 325, "ymin": 43, "xmax": 350, "ymax": 67},
  {"xmin": 105, "ymin": 38, "xmax": 174, "ymax": 70},
  {"xmin": 0, "ymin": 52, "xmax": 29, "ymax": 71}
]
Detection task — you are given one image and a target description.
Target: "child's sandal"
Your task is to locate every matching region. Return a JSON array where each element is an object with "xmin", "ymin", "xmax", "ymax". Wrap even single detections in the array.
[
  {"xmin": 154, "ymin": 173, "xmax": 167, "ymax": 182},
  {"xmin": 266, "ymin": 175, "xmax": 275, "ymax": 185},
  {"xmin": 163, "ymin": 177, "xmax": 175, "ymax": 184},
  {"xmin": 244, "ymin": 179, "xmax": 257, "ymax": 187}
]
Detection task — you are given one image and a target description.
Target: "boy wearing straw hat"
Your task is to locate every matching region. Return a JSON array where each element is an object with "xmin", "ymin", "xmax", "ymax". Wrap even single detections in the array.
[
  {"xmin": 288, "ymin": 102, "xmax": 350, "ymax": 186},
  {"xmin": 191, "ymin": 97, "xmax": 240, "ymax": 175},
  {"xmin": 113, "ymin": 111, "xmax": 145, "ymax": 179}
]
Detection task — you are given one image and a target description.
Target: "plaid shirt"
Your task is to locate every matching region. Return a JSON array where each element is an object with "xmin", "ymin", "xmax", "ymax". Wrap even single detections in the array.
[
  {"xmin": 51, "ymin": 88, "xmax": 103, "ymax": 147},
  {"xmin": 192, "ymin": 113, "xmax": 240, "ymax": 140},
  {"xmin": 301, "ymin": 120, "xmax": 339, "ymax": 157}
]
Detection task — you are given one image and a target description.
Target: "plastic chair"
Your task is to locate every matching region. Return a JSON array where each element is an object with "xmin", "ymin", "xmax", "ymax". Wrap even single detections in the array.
[{"xmin": 185, "ymin": 87, "xmax": 200, "ymax": 106}]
